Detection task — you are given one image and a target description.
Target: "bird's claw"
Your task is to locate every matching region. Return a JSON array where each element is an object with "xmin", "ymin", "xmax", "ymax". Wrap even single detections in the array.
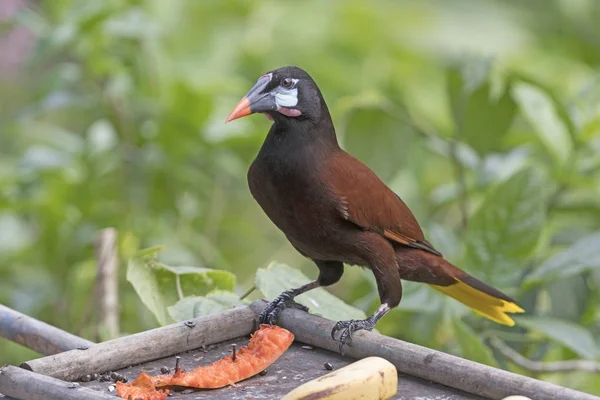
[
  {"xmin": 331, "ymin": 318, "xmax": 376, "ymax": 354},
  {"xmin": 259, "ymin": 291, "xmax": 309, "ymax": 325}
]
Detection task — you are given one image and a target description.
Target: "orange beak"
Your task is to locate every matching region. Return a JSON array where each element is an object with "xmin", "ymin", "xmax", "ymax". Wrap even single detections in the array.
[{"xmin": 225, "ymin": 97, "xmax": 251, "ymax": 123}]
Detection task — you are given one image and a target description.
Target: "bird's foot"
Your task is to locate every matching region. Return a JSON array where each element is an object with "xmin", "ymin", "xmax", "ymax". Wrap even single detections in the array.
[
  {"xmin": 331, "ymin": 317, "xmax": 376, "ymax": 354},
  {"xmin": 259, "ymin": 291, "xmax": 309, "ymax": 325}
]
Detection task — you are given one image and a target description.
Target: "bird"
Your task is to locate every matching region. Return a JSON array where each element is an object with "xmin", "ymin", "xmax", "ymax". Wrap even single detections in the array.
[{"xmin": 226, "ymin": 66, "xmax": 524, "ymax": 351}]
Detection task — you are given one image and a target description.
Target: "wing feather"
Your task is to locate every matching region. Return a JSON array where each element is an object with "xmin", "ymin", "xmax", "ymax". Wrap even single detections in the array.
[{"xmin": 327, "ymin": 151, "xmax": 442, "ymax": 257}]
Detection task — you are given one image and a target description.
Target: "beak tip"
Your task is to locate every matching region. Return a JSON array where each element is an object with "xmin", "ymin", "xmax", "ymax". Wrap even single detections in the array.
[{"xmin": 226, "ymin": 97, "xmax": 251, "ymax": 124}]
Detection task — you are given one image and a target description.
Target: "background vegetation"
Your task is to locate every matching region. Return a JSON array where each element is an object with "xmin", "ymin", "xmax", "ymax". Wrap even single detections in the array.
[{"xmin": 1, "ymin": 0, "xmax": 600, "ymax": 395}]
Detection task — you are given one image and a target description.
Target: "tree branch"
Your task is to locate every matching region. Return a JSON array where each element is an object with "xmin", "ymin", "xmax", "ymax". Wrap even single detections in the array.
[{"xmin": 488, "ymin": 337, "xmax": 600, "ymax": 373}]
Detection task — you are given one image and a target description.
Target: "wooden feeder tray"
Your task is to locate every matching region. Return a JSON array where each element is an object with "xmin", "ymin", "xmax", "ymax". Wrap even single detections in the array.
[{"xmin": 0, "ymin": 301, "xmax": 597, "ymax": 400}]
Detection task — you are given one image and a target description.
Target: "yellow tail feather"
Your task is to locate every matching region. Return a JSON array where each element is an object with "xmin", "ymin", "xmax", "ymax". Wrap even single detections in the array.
[{"xmin": 430, "ymin": 279, "xmax": 524, "ymax": 326}]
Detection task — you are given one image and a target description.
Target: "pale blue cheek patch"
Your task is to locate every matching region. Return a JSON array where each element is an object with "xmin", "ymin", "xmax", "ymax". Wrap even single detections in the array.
[{"xmin": 274, "ymin": 88, "xmax": 298, "ymax": 108}]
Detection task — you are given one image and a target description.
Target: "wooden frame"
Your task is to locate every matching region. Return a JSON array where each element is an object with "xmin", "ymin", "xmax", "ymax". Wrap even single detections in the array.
[
  {"xmin": 1, "ymin": 301, "xmax": 598, "ymax": 400},
  {"xmin": 21, "ymin": 306, "xmax": 256, "ymax": 381},
  {"xmin": 0, "ymin": 304, "xmax": 94, "ymax": 356}
]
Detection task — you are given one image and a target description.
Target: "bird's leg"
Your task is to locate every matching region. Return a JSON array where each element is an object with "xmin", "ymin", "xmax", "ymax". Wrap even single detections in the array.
[
  {"xmin": 259, "ymin": 260, "xmax": 344, "ymax": 325},
  {"xmin": 331, "ymin": 248, "xmax": 401, "ymax": 353},
  {"xmin": 259, "ymin": 281, "xmax": 317, "ymax": 325},
  {"xmin": 331, "ymin": 303, "xmax": 391, "ymax": 353}
]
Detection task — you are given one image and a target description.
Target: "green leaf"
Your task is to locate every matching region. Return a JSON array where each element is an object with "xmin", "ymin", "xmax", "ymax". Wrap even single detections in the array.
[
  {"xmin": 525, "ymin": 232, "xmax": 600, "ymax": 286},
  {"xmin": 255, "ymin": 262, "xmax": 366, "ymax": 321},
  {"xmin": 126, "ymin": 255, "xmax": 173, "ymax": 326},
  {"xmin": 546, "ymin": 276, "xmax": 590, "ymax": 322},
  {"xmin": 167, "ymin": 290, "xmax": 244, "ymax": 322},
  {"xmin": 135, "ymin": 246, "xmax": 166, "ymax": 258},
  {"xmin": 447, "ymin": 65, "xmax": 516, "ymax": 155},
  {"xmin": 168, "ymin": 296, "xmax": 223, "ymax": 321},
  {"xmin": 204, "ymin": 289, "xmax": 246, "ymax": 307},
  {"xmin": 453, "ymin": 319, "xmax": 497, "ymax": 366},
  {"xmin": 158, "ymin": 264, "xmax": 236, "ymax": 294},
  {"xmin": 516, "ymin": 316, "xmax": 599, "ymax": 360},
  {"xmin": 126, "ymin": 255, "xmax": 236, "ymax": 326},
  {"xmin": 512, "ymin": 82, "xmax": 573, "ymax": 165},
  {"xmin": 462, "ymin": 85, "xmax": 516, "ymax": 154},
  {"xmin": 465, "ymin": 170, "xmax": 546, "ymax": 288},
  {"xmin": 342, "ymin": 103, "xmax": 419, "ymax": 182}
]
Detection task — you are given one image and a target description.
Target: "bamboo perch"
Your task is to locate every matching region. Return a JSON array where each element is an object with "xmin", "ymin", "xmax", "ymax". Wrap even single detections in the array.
[
  {"xmin": 0, "ymin": 304, "xmax": 95, "ymax": 356},
  {"xmin": 94, "ymin": 228, "xmax": 120, "ymax": 339},
  {"xmin": 0, "ymin": 365, "xmax": 114, "ymax": 400},
  {"xmin": 21, "ymin": 305, "xmax": 256, "ymax": 381},
  {"xmin": 249, "ymin": 301, "xmax": 599, "ymax": 400}
]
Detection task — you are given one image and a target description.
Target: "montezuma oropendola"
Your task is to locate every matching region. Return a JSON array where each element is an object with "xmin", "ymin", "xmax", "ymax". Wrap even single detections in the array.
[{"xmin": 227, "ymin": 66, "xmax": 523, "ymax": 351}]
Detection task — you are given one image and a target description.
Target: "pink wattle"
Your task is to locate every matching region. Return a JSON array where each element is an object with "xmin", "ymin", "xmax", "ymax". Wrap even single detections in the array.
[{"xmin": 277, "ymin": 107, "xmax": 302, "ymax": 117}]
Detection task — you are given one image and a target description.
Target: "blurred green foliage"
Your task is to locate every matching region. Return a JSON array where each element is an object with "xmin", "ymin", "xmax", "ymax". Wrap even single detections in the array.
[{"xmin": 1, "ymin": 0, "xmax": 600, "ymax": 395}]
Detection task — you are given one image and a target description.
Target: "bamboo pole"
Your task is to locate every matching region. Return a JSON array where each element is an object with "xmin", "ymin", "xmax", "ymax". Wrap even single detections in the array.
[
  {"xmin": 0, "ymin": 304, "xmax": 94, "ymax": 356},
  {"xmin": 249, "ymin": 301, "xmax": 599, "ymax": 400},
  {"xmin": 21, "ymin": 305, "xmax": 256, "ymax": 381},
  {"xmin": 94, "ymin": 228, "xmax": 119, "ymax": 339},
  {"xmin": 0, "ymin": 365, "xmax": 114, "ymax": 400}
]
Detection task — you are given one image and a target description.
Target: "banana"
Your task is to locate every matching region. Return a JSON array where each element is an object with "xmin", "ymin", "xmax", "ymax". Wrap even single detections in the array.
[
  {"xmin": 502, "ymin": 397, "xmax": 532, "ymax": 400},
  {"xmin": 281, "ymin": 356, "xmax": 398, "ymax": 400}
]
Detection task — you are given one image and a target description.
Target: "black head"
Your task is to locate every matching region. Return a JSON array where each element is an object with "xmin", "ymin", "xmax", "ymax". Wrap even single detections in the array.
[{"xmin": 226, "ymin": 66, "xmax": 328, "ymax": 125}]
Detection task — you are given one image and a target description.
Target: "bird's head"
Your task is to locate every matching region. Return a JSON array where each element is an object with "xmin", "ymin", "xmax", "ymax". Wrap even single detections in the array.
[{"xmin": 226, "ymin": 66, "xmax": 326, "ymax": 124}]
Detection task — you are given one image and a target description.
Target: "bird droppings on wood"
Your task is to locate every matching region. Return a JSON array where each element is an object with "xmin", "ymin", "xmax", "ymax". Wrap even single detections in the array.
[
  {"xmin": 110, "ymin": 371, "xmax": 128, "ymax": 382},
  {"xmin": 424, "ymin": 353, "xmax": 435, "ymax": 365},
  {"xmin": 301, "ymin": 345, "xmax": 314, "ymax": 350},
  {"xmin": 67, "ymin": 382, "xmax": 79, "ymax": 389},
  {"xmin": 200, "ymin": 344, "xmax": 218, "ymax": 353},
  {"xmin": 184, "ymin": 320, "xmax": 196, "ymax": 328}
]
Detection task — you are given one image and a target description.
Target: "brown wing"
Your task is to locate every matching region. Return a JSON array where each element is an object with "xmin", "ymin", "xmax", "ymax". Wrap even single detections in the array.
[{"xmin": 324, "ymin": 151, "xmax": 442, "ymax": 257}]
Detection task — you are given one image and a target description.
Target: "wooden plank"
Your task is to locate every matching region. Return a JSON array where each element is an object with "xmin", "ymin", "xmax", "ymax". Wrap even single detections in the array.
[
  {"xmin": 249, "ymin": 301, "xmax": 599, "ymax": 400},
  {"xmin": 0, "ymin": 365, "xmax": 114, "ymax": 400},
  {"xmin": 21, "ymin": 305, "xmax": 256, "ymax": 381},
  {"xmin": 0, "ymin": 304, "xmax": 94, "ymax": 356}
]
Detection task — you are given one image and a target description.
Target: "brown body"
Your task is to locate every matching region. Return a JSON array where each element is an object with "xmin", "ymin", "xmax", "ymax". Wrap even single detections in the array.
[{"xmin": 248, "ymin": 116, "xmax": 461, "ymax": 311}]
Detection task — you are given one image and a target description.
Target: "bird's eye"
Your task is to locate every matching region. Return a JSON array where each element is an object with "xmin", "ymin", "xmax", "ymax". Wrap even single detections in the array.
[{"xmin": 280, "ymin": 78, "xmax": 294, "ymax": 89}]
